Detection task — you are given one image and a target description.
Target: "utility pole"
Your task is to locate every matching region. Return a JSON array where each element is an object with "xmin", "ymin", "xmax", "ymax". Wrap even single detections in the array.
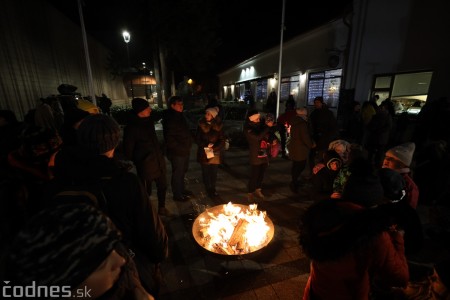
[{"xmin": 276, "ymin": 0, "xmax": 286, "ymax": 119}]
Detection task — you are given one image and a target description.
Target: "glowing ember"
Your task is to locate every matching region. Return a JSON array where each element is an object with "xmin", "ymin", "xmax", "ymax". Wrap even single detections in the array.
[{"xmin": 192, "ymin": 202, "xmax": 274, "ymax": 255}]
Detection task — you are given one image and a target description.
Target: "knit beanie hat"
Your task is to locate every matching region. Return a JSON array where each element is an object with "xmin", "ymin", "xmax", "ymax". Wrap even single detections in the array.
[
  {"xmin": 247, "ymin": 109, "xmax": 260, "ymax": 122},
  {"xmin": 132, "ymin": 97, "xmax": 150, "ymax": 114},
  {"xmin": 20, "ymin": 125, "xmax": 62, "ymax": 161},
  {"xmin": 385, "ymin": 142, "xmax": 416, "ymax": 167},
  {"xmin": 5, "ymin": 203, "xmax": 121, "ymax": 288},
  {"xmin": 205, "ymin": 106, "xmax": 219, "ymax": 118},
  {"xmin": 76, "ymin": 114, "xmax": 120, "ymax": 154},
  {"xmin": 377, "ymin": 168, "xmax": 406, "ymax": 201}
]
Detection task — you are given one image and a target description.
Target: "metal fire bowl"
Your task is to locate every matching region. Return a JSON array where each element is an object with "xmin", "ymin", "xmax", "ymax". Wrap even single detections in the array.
[{"xmin": 192, "ymin": 204, "xmax": 275, "ymax": 256}]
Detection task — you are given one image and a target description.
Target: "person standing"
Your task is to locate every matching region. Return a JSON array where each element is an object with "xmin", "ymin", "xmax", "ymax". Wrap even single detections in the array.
[
  {"xmin": 265, "ymin": 88, "xmax": 277, "ymax": 115},
  {"xmin": 98, "ymin": 93, "xmax": 113, "ymax": 115},
  {"xmin": 123, "ymin": 98, "xmax": 169, "ymax": 216},
  {"xmin": 162, "ymin": 96, "xmax": 193, "ymax": 202},
  {"xmin": 244, "ymin": 109, "xmax": 275, "ymax": 201},
  {"xmin": 195, "ymin": 107, "xmax": 225, "ymax": 199},
  {"xmin": 277, "ymin": 98, "xmax": 297, "ymax": 159},
  {"xmin": 309, "ymin": 96, "xmax": 338, "ymax": 167},
  {"xmin": 47, "ymin": 114, "xmax": 168, "ymax": 297},
  {"xmin": 287, "ymin": 107, "xmax": 314, "ymax": 193},
  {"xmin": 366, "ymin": 102, "xmax": 393, "ymax": 168}
]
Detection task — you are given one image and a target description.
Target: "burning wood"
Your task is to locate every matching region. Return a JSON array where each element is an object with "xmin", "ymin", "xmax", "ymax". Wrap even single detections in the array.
[
  {"xmin": 228, "ymin": 218, "xmax": 249, "ymax": 247},
  {"xmin": 192, "ymin": 202, "xmax": 274, "ymax": 255}
]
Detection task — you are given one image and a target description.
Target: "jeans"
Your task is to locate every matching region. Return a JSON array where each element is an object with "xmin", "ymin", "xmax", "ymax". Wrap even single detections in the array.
[
  {"xmin": 201, "ymin": 164, "xmax": 219, "ymax": 194},
  {"xmin": 169, "ymin": 155, "xmax": 190, "ymax": 198},
  {"xmin": 248, "ymin": 163, "xmax": 268, "ymax": 193}
]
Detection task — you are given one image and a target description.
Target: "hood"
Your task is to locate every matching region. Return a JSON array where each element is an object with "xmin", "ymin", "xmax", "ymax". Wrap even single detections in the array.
[{"xmin": 299, "ymin": 201, "xmax": 391, "ymax": 261}]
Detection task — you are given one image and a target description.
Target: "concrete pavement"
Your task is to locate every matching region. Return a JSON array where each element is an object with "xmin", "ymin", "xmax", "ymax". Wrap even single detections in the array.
[
  {"xmin": 153, "ymin": 145, "xmax": 311, "ymax": 300},
  {"xmin": 151, "ymin": 145, "xmax": 450, "ymax": 300}
]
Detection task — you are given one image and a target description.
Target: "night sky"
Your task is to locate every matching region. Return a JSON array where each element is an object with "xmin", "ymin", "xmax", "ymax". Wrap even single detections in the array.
[{"xmin": 47, "ymin": 0, "xmax": 352, "ymax": 81}]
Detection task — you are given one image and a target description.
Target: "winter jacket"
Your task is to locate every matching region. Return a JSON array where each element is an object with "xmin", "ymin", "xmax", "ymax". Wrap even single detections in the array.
[
  {"xmin": 300, "ymin": 201, "xmax": 409, "ymax": 300},
  {"xmin": 162, "ymin": 108, "xmax": 192, "ymax": 158},
  {"xmin": 311, "ymin": 166, "xmax": 339, "ymax": 202},
  {"xmin": 277, "ymin": 109, "xmax": 296, "ymax": 128},
  {"xmin": 123, "ymin": 114, "xmax": 166, "ymax": 180},
  {"xmin": 243, "ymin": 119, "xmax": 271, "ymax": 165},
  {"xmin": 400, "ymin": 171, "xmax": 419, "ymax": 209},
  {"xmin": 310, "ymin": 107, "xmax": 338, "ymax": 151},
  {"xmin": 195, "ymin": 117, "xmax": 225, "ymax": 165},
  {"xmin": 287, "ymin": 115, "xmax": 314, "ymax": 162}
]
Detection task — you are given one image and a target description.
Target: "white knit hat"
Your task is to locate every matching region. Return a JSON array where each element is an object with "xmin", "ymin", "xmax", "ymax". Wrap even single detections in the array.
[
  {"xmin": 385, "ymin": 142, "xmax": 416, "ymax": 167},
  {"xmin": 205, "ymin": 107, "xmax": 219, "ymax": 118}
]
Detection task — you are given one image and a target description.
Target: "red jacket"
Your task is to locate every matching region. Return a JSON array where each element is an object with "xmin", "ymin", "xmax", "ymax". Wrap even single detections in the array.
[
  {"xmin": 401, "ymin": 173, "xmax": 419, "ymax": 209},
  {"xmin": 301, "ymin": 201, "xmax": 409, "ymax": 300}
]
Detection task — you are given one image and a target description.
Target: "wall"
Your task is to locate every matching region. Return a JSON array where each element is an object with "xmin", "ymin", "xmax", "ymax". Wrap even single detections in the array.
[
  {"xmin": 0, "ymin": 0, "xmax": 128, "ymax": 120},
  {"xmin": 346, "ymin": 0, "xmax": 450, "ymax": 103}
]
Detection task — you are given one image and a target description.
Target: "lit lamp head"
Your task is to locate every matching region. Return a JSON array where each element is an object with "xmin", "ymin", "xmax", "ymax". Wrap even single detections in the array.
[{"xmin": 122, "ymin": 31, "xmax": 130, "ymax": 43}]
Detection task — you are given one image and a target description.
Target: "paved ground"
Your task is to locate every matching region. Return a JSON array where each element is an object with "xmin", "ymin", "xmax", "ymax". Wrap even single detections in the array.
[{"xmin": 150, "ymin": 145, "xmax": 450, "ymax": 300}]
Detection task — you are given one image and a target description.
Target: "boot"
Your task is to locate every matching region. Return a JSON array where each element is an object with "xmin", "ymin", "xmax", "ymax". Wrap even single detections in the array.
[{"xmin": 254, "ymin": 188, "xmax": 265, "ymax": 199}]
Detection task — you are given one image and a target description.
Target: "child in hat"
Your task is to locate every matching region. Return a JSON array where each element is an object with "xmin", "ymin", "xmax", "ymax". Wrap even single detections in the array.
[{"xmin": 382, "ymin": 142, "xmax": 419, "ymax": 209}]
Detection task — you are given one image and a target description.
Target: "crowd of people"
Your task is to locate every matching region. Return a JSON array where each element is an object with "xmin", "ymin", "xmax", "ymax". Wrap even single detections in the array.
[{"xmin": 1, "ymin": 92, "xmax": 449, "ymax": 299}]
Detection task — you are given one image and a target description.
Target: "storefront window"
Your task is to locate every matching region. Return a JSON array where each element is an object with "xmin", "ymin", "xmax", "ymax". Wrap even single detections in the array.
[
  {"xmin": 256, "ymin": 80, "xmax": 268, "ymax": 102},
  {"xmin": 372, "ymin": 71, "xmax": 432, "ymax": 115},
  {"xmin": 307, "ymin": 69, "xmax": 342, "ymax": 107}
]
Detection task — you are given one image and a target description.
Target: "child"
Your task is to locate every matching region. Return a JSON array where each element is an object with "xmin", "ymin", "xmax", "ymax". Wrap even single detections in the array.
[
  {"xmin": 382, "ymin": 142, "xmax": 419, "ymax": 209},
  {"xmin": 311, "ymin": 150, "xmax": 342, "ymax": 202}
]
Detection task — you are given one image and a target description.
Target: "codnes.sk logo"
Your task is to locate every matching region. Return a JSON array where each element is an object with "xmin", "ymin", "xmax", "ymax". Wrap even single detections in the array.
[{"xmin": 2, "ymin": 281, "xmax": 92, "ymax": 298}]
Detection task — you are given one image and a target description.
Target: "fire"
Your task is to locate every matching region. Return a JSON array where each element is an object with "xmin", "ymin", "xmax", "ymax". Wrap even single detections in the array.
[{"xmin": 193, "ymin": 202, "xmax": 274, "ymax": 255}]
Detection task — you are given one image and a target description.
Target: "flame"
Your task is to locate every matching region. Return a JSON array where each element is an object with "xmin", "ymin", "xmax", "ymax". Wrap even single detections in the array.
[{"xmin": 197, "ymin": 202, "xmax": 271, "ymax": 255}]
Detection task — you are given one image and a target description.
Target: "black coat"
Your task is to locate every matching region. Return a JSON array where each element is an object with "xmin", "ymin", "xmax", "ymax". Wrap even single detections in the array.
[
  {"xmin": 123, "ymin": 115, "xmax": 166, "ymax": 180},
  {"xmin": 162, "ymin": 108, "xmax": 193, "ymax": 158},
  {"xmin": 310, "ymin": 107, "xmax": 338, "ymax": 151}
]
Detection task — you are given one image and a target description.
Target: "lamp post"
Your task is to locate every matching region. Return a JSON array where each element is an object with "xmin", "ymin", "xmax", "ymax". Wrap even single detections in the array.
[{"xmin": 122, "ymin": 30, "xmax": 134, "ymax": 99}]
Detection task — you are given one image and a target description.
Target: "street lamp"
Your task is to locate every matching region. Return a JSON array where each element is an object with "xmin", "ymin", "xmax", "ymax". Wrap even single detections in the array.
[{"xmin": 122, "ymin": 30, "xmax": 134, "ymax": 99}]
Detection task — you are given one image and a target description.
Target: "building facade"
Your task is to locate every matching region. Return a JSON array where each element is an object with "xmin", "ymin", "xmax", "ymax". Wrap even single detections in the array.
[{"xmin": 218, "ymin": 0, "xmax": 450, "ymax": 119}]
